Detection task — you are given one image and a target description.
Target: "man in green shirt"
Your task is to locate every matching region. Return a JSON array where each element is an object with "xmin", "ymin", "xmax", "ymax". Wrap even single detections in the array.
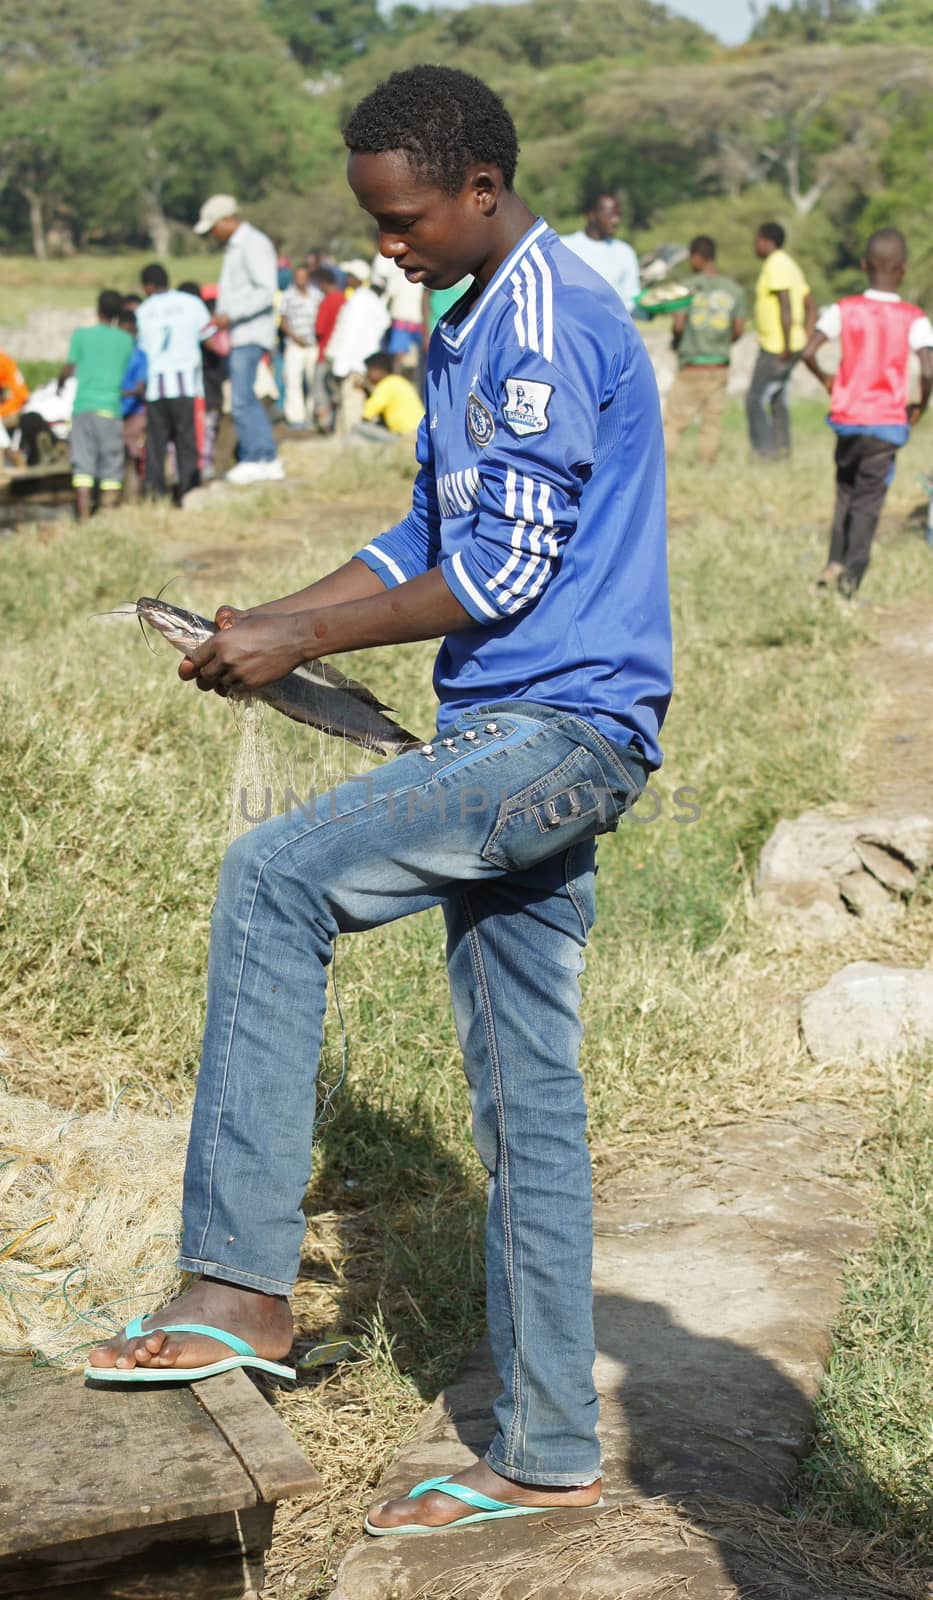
[
  {"xmin": 58, "ymin": 289, "xmax": 134, "ymax": 521},
  {"xmin": 664, "ymin": 236, "xmax": 746, "ymax": 465}
]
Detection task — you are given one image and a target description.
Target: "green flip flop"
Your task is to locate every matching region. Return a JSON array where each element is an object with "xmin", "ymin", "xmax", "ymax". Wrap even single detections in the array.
[
  {"xmin": 364, "ymin": 1474, "xmax": 604, "ymax": 1536},
  {"xmin": 83, "ymin": 1316, "xmax": 296, "ymax": 1385}
]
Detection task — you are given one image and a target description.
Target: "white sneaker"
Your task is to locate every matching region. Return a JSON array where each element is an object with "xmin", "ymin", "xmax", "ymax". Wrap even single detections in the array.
[
  {"xmin": 225, "ymin": 461, "xmax": 266, "ymax": 485},
  {"xmin": 261, "ymin": 458, "xmax": 285, "ymax": 481}
]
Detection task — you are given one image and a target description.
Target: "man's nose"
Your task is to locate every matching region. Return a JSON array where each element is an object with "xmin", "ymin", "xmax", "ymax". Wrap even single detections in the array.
[{"xmin": 378, "ymin": 233, "xmax": 406, "ymax": 259}]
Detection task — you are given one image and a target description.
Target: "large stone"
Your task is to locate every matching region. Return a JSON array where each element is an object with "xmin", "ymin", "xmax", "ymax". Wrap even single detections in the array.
[
  {"xmin": 755, "ymin": 807, "xmax": 933, "ymax": 938},
  {"xmin": 802, "ymin": 961, "xmax": 933, "ymax": 1066}
]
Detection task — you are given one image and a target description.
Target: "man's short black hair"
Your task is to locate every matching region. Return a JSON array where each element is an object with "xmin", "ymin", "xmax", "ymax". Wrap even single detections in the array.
[
  {"xmin": 865, "ymin": 227, "xmax": 907, "ymax": 271},
  {"xmin": 584, "ymin": 187, "xmax": 617, "ymax": 213},
  {"xmin": 141, "ymin": 262, "xmax": 169, "ymax": 290},
  {"xmin": 177, "ymin": 279, "xmax": 201, "ymax": 297},
  {"xmin": 365, "ymin": 350, "xmax": 393, "ymax": 374},
  {"xmin": 123, "ymin": 292, "xmax": 142, "ymax": 309},
  {"xmin": 118, "ymin": 310, "xmax": 137, "ymax": 332},
  {"xmin": 314, "ymin": 267, "xmax": 337, "ymax": 287},
  {"xmin": 757, "ymin": 221, "xmax": 785, "ymax": 248},
  {"xmin": 343, "ymin": 65, "xmax": 519, "ymax": 194},
  {"xmin": 98, "ymin": 289, "xmax": 124, "ymax": 320},
  {"xmin": 689, "ymin": 235, "xmax": 716, "ymax": 260}
]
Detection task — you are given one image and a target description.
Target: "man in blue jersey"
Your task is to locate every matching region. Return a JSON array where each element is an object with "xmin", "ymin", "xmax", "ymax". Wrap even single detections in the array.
[{"xmin": 88, "ymin": 66, "xmax": 672, "ymax": 1537}]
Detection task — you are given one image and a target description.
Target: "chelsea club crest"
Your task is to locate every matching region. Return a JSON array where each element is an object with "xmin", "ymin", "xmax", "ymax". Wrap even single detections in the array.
[{"xmin": 467, "ymin": 392, "xmax": 495, "ymax": 447}]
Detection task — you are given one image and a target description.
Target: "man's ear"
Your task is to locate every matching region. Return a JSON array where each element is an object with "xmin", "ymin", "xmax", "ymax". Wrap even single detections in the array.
[{"xmin": 469, "ymin": 166, "xmax": 501, "ymax": 216}]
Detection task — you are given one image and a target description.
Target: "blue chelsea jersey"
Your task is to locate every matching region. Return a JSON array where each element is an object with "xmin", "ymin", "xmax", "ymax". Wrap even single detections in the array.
[{"xmin": 355, "ymin": 219, "xmax": 672, "ymax": 767}]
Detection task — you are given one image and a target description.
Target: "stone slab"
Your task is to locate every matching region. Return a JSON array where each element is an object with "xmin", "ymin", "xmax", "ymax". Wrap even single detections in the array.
[
  {"xmin": 755, "ymin": 807, "xmax": 933, "ymax": 939},
  {"xmin": 802, "ymin": 960, "xmax": 933, "ymax": 1065},
  {"xmin": 331, "ymin": 1108, "xmax": 870, "ymax": 1600}
]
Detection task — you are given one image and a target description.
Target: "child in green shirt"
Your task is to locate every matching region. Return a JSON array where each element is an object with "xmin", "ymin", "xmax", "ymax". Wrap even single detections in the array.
[{"xmin": 58, "ymin": 289, "xmax": 134, "ymax": 521}]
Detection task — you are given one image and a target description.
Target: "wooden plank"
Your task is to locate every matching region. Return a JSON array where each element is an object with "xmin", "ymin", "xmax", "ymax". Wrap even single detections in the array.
[
  {"xmin": 194, "ymin": 1370, "xmax": 322, "ymax": 1503},
  {"xmin": 0, "ymin": 1504, "xmax": 273, "ymax": 1597},
  {"xmin": 0, "ymin": 1361, "xmax": 256, "ymax": 1556}
]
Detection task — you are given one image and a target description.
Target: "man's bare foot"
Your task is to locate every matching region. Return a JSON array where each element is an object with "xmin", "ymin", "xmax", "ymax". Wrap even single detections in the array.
[
  {"xmin": 86, "ymin": 1279, "xmax": 293, "ymax": 1372},
  {"xmin": 366, "ymin": 1459, "xmax": 602, "ymax": 1532}
]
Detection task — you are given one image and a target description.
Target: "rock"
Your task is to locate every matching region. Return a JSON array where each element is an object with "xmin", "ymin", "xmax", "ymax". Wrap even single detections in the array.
[
  {"xmin": 802, "ymin": 961, "xmax": 933, "ymax": 1065},
  {"xmin": 755, "ymin": 807, "xmax": 933, "ymax": 939}
]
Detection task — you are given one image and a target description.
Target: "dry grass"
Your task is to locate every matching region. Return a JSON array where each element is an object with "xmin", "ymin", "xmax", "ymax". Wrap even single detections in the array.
[
  {"xmin": 402, "ymin": 1495, "xmax": 933, "ymax": 1600},
  {"xmin": 1, "ymin": 408, "xmax": 932, "ymax": 1593},
  {"xmin": 0, "ymin": 1087, "xmax": 185, "ymax": 1363}
]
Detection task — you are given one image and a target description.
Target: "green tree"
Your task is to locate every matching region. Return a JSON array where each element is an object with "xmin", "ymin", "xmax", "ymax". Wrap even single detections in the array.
[
  {"xmin": 751, "ymin": 0, "xmax": 865, "ymax": 43},
  {"xmin": 850, "ymin": 0, "xmax": 933, "ymax": 41},
  {"xmin": 0, "ymin": 73, "xmax": 75, "ymax": 258},
  {"xmin": 261, "ymin": 0, "xmax": 385, "ymax": 69}
]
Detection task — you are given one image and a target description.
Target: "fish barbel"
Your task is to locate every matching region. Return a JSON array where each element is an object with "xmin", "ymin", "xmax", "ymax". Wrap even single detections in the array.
[{"xmin": 136, "ymin": 596, "xmax": 422, "ymax": 757}]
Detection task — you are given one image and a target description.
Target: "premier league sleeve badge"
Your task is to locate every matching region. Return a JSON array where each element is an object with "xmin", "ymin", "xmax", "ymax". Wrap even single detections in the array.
[
  {"xmin": 467, "ymin": 392, "xmax": 496, "ymax": 447},
  {"xmin": 502, "ymin": 377, "xmax": 553, "ymax": 437}
]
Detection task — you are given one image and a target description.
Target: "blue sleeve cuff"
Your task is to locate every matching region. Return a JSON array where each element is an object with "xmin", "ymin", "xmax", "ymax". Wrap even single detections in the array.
[
  {"xmin": 354, "ymin": 541, "xmax": 410, "ymax": 589},
  {"xmin": 440, "ymin": 549, "xmax": 504, "ymax": 624}
]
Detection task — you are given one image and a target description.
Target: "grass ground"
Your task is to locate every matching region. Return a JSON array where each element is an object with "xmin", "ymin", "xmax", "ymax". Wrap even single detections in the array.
[
  {"xmin": 0, "ymin": 253, "xmax": 215, "ymax": 330},
  {"xmin": 1, "ymin": 402, "xmax": 931, "ymax": 1595}
]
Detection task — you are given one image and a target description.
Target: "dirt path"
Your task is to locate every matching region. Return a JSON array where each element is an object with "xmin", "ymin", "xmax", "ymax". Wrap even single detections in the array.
[
  {"xmin": 330, "ymin": 1109, "xmax": 874, "ymax": 1600},
  {"xmin": 320, "ymin": 592, "xmax": 933, "ymax": 1600},
  {"xmin": 866, "ymin": 596, "xmax": 933, "ymax": 807}
]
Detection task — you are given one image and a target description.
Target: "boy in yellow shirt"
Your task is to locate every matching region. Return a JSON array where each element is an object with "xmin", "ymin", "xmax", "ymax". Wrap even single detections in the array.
[
  {"xmin": 746, "ymin": 222, "xmax": 816, "ymax": 459},
  {"xmin": 354, "ymin": 352, "xmax": 424, "ymax": 442}
]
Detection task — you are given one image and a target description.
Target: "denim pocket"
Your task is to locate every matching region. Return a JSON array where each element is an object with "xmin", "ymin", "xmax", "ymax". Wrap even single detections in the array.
[{"xmin": 481, "ymin": 742, "xmax": 640, "ymax": 872}]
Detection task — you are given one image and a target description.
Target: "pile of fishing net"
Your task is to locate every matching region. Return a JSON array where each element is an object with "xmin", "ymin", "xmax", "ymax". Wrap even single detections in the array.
[{"xmin": 0, "ymin": 1086, "xmax": 187, "ymax": 1368}]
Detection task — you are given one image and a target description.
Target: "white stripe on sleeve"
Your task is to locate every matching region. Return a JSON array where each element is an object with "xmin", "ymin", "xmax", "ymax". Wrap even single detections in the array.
[
  {"xmin": 451, "ymin": 550, "xmax": 500, "ymax": 619},
  {"xmin": 521, "ymin": 258, "xmax": 539, "ymax": 354},
  {"xmin": 530, "ymin": 245, "xmax": 554, "ymax": 362},
  {"xmin": 362, "ymin": 542, "xmax": 406, "ymax": 585}
]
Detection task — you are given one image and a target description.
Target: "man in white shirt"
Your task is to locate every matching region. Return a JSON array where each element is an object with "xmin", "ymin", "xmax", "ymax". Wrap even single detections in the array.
[
  {"xmin": 561, "ymin": 191, "xmax": 640, "ymax": 311},
  {"xmin": 326, "ymin": 260, "xmax": 390, "ymax": 435},
  {"xmin": 279, "ymin": 264, "xmax": 323, "ymax": 427},
  {"xmin": 137, "ymin": 263, "xmax": 214, "ymax": 501},
  {"xmin": 369, "ymin": 252, "xmax": 425, "ymax": 379},
  {"xmin": 194, "ymin": 193, "xmax": 283, "ymax": 484}
]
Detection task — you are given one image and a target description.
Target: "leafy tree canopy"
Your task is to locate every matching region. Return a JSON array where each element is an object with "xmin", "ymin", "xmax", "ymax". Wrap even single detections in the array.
[{"xmin": 261, "ymin": 0, "xmax": 385, "ymax": 70}]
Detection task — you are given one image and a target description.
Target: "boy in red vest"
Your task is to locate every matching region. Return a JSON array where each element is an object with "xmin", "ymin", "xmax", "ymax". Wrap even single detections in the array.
[{"xmin": 803, "ymin": 228, "xmax": 933, "ymax": 597}]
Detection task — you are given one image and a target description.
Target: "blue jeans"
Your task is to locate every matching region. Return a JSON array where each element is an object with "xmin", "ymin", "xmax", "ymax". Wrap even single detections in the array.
[
  {"xmin": 179, "ymin": 703, "xmax": 646, "ymax": 1485},
  {"xmin": 746, "ymin": 348, "xmax": 797, "ymax": 458},
  {"xmin": 229, "ymin": 343, "xmax": 277, "ymax": 463}
]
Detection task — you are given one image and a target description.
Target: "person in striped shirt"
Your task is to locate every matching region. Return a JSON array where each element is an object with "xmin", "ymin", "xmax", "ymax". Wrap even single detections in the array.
[
  {"xmin": 87, "ymin": 67, "xmax": 671, "ymax": 1540},
  {"xmin": 279, "ymin": 263, "xmax": 323, "ymax": 427}
]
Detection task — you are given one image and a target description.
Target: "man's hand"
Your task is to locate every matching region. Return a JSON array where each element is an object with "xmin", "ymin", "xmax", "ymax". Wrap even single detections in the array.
[
  {"xmin": 907, "ymin": 403, "xmax": 926, "ymax": 427},
  {"xmin": 178, "ymin": 612, "xmax": 307, "ymax": 694},
  {"xmin": 212, "ymin": 313, "xmax": 232, "ymax": 331}
]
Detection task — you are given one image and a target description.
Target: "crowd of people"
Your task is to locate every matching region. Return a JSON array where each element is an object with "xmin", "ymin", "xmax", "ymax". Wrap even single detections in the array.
[
  {"xmin": 0, "ymin": 194, "xmax": 430, "ymax": 519},
  {"xmin": 1, "ymin": 186, "xmax": 931, "ymax": 593}
]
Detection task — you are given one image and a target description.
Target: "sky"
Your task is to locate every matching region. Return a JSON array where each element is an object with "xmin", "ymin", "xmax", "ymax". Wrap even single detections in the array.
[
  {"xmin": 664, "ymin": 0, "xmax": 764, "ymax": 42},
  {"xmin": 386, "ymin": 1, "xmax": 797, "ymax": 44}
]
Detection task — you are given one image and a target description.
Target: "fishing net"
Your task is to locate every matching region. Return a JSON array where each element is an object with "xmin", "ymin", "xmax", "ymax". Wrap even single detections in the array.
[
  {"xmin": 0, "ymin": 1086, "xmax": 187, "ymax": 1367},
  {"xmin": 227, "ymin": 694, "xmax": 355, "ymax": 842},
  {"xmin": 228, "ymin": 695, "xmax": 277, "ymax": 840}
]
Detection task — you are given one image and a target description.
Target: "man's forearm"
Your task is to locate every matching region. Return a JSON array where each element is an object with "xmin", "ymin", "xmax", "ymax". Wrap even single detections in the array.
[
  {"xmin": 778, "ymin": 292, "xmax": 792, "ymax": 355},
  {"xmin": 250, "ymin": 558, "xmax": 390, "ymax": 617},
  {"xmin": 296, "ymin": 565, "xmax": 471, "ymax": 658},
  {"xmin": 184, "ymin": 564, "xmax": 474, "ymax": 692}
]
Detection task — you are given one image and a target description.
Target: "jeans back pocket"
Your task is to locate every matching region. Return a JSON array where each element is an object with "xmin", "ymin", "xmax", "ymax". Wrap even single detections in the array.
[{"xmin": 482, "ymin": 744, "xmax": 639, "ymax": 873}]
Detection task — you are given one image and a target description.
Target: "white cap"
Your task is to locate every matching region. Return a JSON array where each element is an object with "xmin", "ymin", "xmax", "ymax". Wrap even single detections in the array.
[
  {"xmin": 193, "ymin": 194, "xmax": 239, "ymax": 235},
  {"xmin": 339, "ymin": 258, "xmax": 371, "ymax": 283}
]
